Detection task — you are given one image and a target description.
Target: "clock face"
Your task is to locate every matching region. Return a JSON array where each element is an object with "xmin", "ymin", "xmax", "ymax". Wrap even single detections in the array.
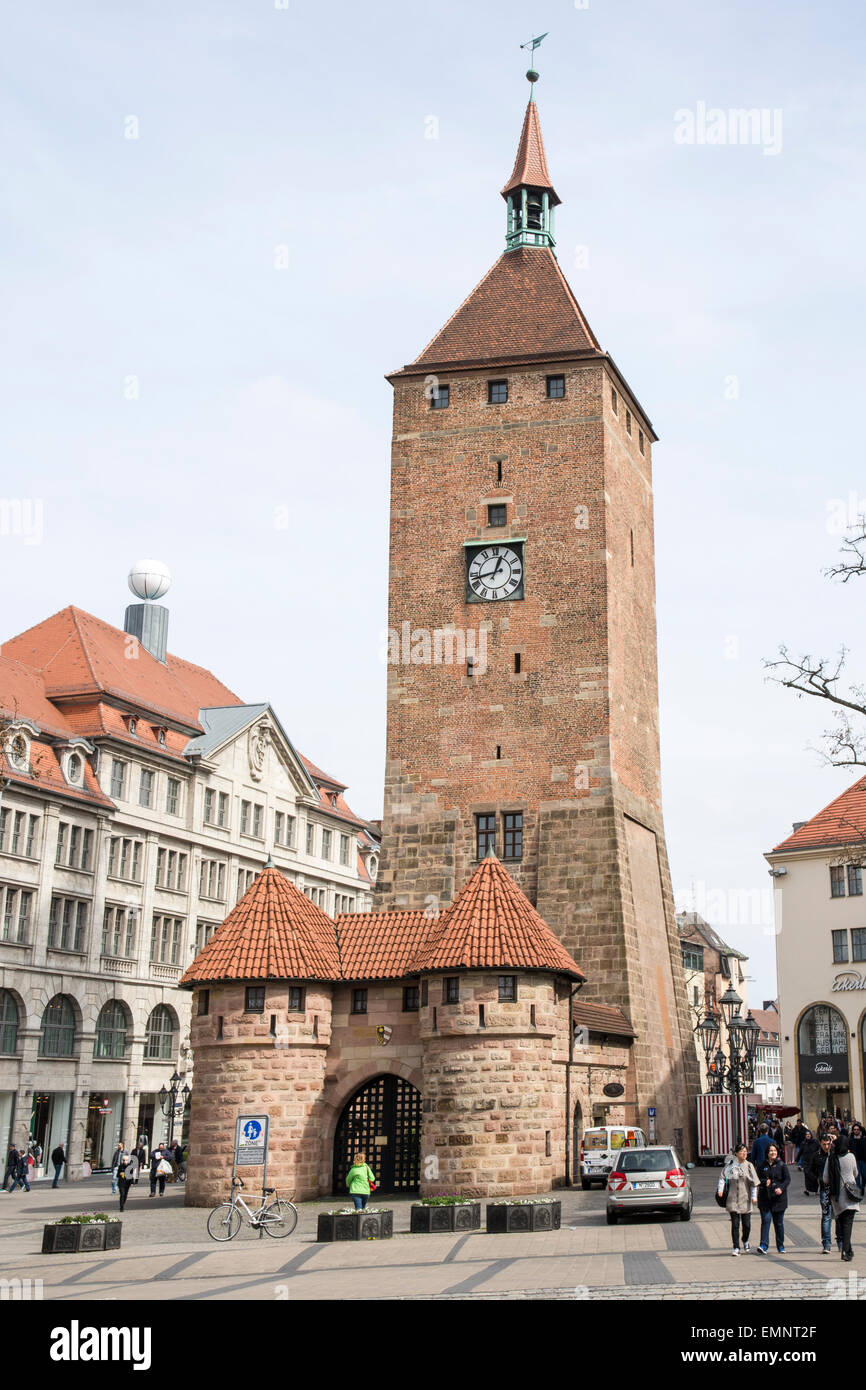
[{"xmin": 467, "ymin": 544, "xmax": 524, "ymax": 602}]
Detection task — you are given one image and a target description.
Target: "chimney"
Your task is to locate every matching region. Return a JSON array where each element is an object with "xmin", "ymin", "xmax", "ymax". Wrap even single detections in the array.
[
  {"xmin": 792, "ymin": 821, "xmax": 806, "ymax": 831},
  {"xmin": 124, "ymin": 559, "xmax": 172, "ymax": 664}
]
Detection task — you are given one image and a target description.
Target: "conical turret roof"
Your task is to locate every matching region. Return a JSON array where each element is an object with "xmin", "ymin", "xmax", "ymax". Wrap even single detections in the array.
[
  {"xmin": 501, "ymin": 98, "xmax": 561, "ymax": 206},
  {"xmin": 180, "ymin": 867, "xmax": 341, "ymax": 985},
  {"xmin": 410, "ymin": 853, "xmax": 584, "ymax": 979}
]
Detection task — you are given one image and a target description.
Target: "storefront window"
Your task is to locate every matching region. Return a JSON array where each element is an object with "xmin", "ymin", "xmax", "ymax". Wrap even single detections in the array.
[{"xmin": 798, "ymin": 1004, "xmax": 850, "ymax": 1130}]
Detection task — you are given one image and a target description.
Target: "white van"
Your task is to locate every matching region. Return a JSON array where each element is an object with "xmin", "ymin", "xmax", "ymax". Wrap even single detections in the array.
[{"xmin": 579, "ymin": 1125, "xmax": 648, "ymax": 1189}]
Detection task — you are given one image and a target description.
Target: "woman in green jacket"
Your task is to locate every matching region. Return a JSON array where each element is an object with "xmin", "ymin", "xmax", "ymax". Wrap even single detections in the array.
[{"xmin": 346, "ymin": 1151, "xmax": 376, "ymax": 1210}]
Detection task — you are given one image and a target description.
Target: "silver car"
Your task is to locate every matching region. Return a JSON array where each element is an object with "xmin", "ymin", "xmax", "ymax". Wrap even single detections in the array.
[{"xmin": 605, "ymin": 1145, "xmax": 693, "ymax": 1224}]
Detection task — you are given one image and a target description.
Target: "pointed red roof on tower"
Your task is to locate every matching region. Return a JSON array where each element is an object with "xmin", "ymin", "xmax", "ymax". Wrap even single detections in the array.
[
  {"xmin": 405, "ymin": 247, "xmax": 600, "ymax": 371},
  {"xmin": 410, "ymin": 853, "xmax": 585, "ymax": 979},
  {"xmin": 501, "ymin": 99, "xmax": 560, "ymax": 206},
  {"xmin": 180, "ymin": 867, "xmax": 341, "ymax": 984}
]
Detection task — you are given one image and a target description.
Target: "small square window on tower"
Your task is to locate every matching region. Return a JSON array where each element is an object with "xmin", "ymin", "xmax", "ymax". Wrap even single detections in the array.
[
  {"xmin": 503, "ymin": 811, "xmax": 523, "ymax": 861},
  {"xmin": 245, "ymin": 986, "xmax": 265, "ymax": 1014},
  {"xmin": 488, "ymin": 380, "xmax": 508, "ymax": 405},
  {"xmin": 351, "ymin": 988, "xmax": 367, "ymax": 1014},
  {"xmin": 546, "ymin": 374, "xmax": 565, "ymax": 399},
  {"xmin": 403, "ymin": 986, "xmax": 419, "ymax": 1012},
  {"xmin": 611, "ymin": 385, "xmax": 619, "ymax": 416},
  {"xmin": 487, "ymin": 503, "xmax": 507, "ymax": 527},
  {"xmin": 498, "ymin": 975, "xmax": 517, "ymax": 1003},
  {"xmin": 443, "ymin": 977, "xmax": 459, "ymax": 1004},
  {"xmin": 288, "ymin": 986, "xmax": 305, "ymax": 1012},
  {"xmin": 430, "ymin": 384, "xmax": 450, "ymax": 409}
]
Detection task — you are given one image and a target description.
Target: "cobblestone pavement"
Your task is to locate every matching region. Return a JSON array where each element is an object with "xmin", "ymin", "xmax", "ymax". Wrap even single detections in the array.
[{"xmin": 1, "ymin": 1166, "xmax": 862, "ymax": 1301}]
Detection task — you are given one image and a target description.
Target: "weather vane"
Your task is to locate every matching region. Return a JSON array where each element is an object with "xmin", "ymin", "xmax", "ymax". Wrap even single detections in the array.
[{"xmin": 520, "ymin": 32, "xmax": 549, "ymax": 92}]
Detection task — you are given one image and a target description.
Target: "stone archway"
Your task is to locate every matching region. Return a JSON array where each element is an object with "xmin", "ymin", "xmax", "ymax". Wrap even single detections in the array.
[{"xmin": 331, "ymin": 1074, "xmax": 421, "ymax": 1195}]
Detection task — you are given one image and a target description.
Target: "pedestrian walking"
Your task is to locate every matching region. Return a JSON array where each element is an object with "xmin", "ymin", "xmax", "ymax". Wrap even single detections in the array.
[
  {"xmin": 756, "ymin": 1142, "xmax": 790, "ymax": 1254},
  {"xmin": 850, "ymin": 1123, "xmax": 866, "ymax": 1194},
  {"xmin": 117, "ymin": 1148, "xmax": 139, "ymax": 1212},
  {"xmin": 790, "ymin": 1118, "xmax": 806, "ymax": 1169},
  {"xmin": 346, "ymin": 1150, "xmax": 377, "ymax": 1210},
  {"xmin": 722, "ymin": 1143, "xmax": 759, "ymax": 1255},
  {"xmin": 51, "ymin": 1142, "xmax": 66, "ymax": 1188},
  {"xmin": 1, "ymin": 1144, "xmax": 19, "ymax": 1192},
  {"xmin": 149, "ymin": 1145, "xmax": 171, "ymax": 1197},
  {"xmin": 810, "ymin": 1133, "xmax": 837, "ymax": 1253},
  {"xmin": 750, "ymin": 1123, "xmax": 773, "ymax": 1169},
  {"xmin": 823, "ymin": 1133, "xmax": 861, "ymax": 1262},
  {"xmin": 173, "ymin": 1141, "xmax": 185, "ymax": 1182},
  {"xmin": 110, "ymin": 1142, "xmax": 124, "ymax": 1195},
  {"xmin": 7, "ymin": 1147, "xmax": 31, "ymax": 1193},
  {"xmin": 799, "ymin": 1130, "xmax": 820, "ymax": 1193}
]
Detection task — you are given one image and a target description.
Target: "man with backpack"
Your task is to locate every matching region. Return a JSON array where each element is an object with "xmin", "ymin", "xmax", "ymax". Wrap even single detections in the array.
[{"xmin": 51, "ymin": 1142, "xmax": 66, "ymax": 1187}]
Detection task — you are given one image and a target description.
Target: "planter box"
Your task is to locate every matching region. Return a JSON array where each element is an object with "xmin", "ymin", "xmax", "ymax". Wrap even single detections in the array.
[
  {"xmin": 41, "ymin": 1222, "xmax": 122, "ymax": 1254},
  {"xmin": 317, "ymin": 1210, "xmax": 394, "ymax": 1242},
  {"xmin": 485, "ymin": 1200, "xmax": 561, "ymax": 1233},
  {"xmin": 410, "ymin": 1202, "xmax": 482, "ymax": 1233}
]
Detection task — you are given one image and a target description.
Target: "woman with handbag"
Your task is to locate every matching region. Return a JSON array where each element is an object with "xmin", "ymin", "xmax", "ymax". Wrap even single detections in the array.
[
  {"xmin": 720, "ymin": 1143, "xmax": 759, "ymax": 1256},
  {"xmin": 756, "ymin": 1142, "xmax": 790, "ymax": 1254},
  {"xmin": 149, "ymin": 1145, "xmax": 171, "ymax": 1198},
  {"xmin": 346, "ymin": 1150, "xmax": 377, "ymax": 1210},
  {"xmin": 823, "ymin": 1133, "xmax": 861, "ymax": 1261}
]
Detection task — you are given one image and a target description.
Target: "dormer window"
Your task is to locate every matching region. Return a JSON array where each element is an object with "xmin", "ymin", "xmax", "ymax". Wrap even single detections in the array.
[
  {"xmin": 128, "ymin": 718, "xmax": 137, "ymax": 736},
  {"xmin": 157, "ymin": 729, "xmax": 166, "ymax": 748},
  {"xmin": 66, "ymin": 752, "xmax": 83, "ymax": 785},
  {"xmin": 7, "ymin": 733, "xmax": 29, "ymax": 771},
  {"xmin": 330, "ymin": 794, "xmax": 338, "ymax": 808}
]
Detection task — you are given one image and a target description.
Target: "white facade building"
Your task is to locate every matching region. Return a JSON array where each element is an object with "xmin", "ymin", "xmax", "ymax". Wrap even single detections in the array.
[
  {"xmin": 0, "ymin": 594, "xmax": 377, "ymax": 1176},
  {"xmin": 767, "ymin": 781, "xmax": 866, "ymax": 1128}
]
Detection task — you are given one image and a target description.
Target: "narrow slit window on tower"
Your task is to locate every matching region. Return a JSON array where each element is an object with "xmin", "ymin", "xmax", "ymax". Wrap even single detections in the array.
[
  {"xmin": 514, "ymin": 652, "xmax": 522, "ymax": 674},
  {"xmin": 467, "ymin": 657, "xmax": 475, "ymax": 678},
  {"xmin": 530, "ymin": 1004, "xmax": 537, "ymax": 1028},
  {"xmin": 217, "ymin": 1016, "xmax": 224, "ymax": 1039},
  {"xmin": 487, "ymin": 503, "xmax": 507, "ymax": 527},
  {"xmin": 312, "ymin": 1015, "xmax": 319, "ymax": 1039},
  {"xmin": 496, "ymin": 745, "xmax": 501, "ymax": 760},
  {"xmin": 611, "ymin": 385, "xmax": 618, "ymax": 416},
  {"xmin": 630, "ymin": 529, "xmax": 635, "ymax": 567},
  {"xmin": 487, "ymin": 380, "xmax": 508, "ymax": 405},
  {"xmin": 546, "ymin": 374, "xmax": 565, "ymax": 399},
  {"xmin": 479, "ymin": 1004, "xmax": 486, "ymax": 1028},
  {"xmin": 269, "ymin": 1014, "xmax": 276, "ymax": 1036},
  {"xmin": 545, "ymin": 1131, "xmax": 552, "ymax": 1157},
  {"xmin": 626, "ymin": 409, "xmax": 632, "ymax": 437},
  {"xmin": 421, "ymin": 979, "xmax": 428, "ymax": 1008},
  {"xmin": 432, "ymin": 1006, "xmax": 438, "ymax": 1032},
  {"xmin": 496, "ymin": 460, "xmax": 503, "ymax": 483},
  {"xmin": 639, "ymin": 428, "xmax": 645, "ymax": 455}
]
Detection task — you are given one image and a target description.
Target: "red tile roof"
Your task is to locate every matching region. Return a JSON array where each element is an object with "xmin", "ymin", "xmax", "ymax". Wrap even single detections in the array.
[
  {"xmin": 336, "ymin": 910, "xmax": 430, "ymax": 981},
  {"xmin": 501, "ymin": 98, "xmax": 560, "ymax": 206},
  {"xmin": 573, "ymin": 1001, "xmax": 635, "ymax": 1038},
  {"xmin": 771, "ymin": 775, "xmax": 866, "ymax": 853},
  {"xmin": 299, "ymin": 754, "xmax": 347, "ymax": 791},
  {"xmin": 180, "ymin": 868, "xmax": 341, "ymax": 985},
  {"xmin": 1, "ymin": 738, "xmax": 114, "ymax": 809},
  {"xmin": 2, "ymin": 606, "xmax": 241, "ymax": 731},
  {"xmin": 750, "ymin": 1008, "xmax": 780, "ymax": 1041},
  {"xmin": 402, "ymin": 247, "xmax": 601, "ymax": 372},
  {"xmin": 411, "ymin": 854, "xmax": 585, "ymax": 979},
  {"xmin": 183, "ymin": 858, "xmax": 583, "ymax": 985}
]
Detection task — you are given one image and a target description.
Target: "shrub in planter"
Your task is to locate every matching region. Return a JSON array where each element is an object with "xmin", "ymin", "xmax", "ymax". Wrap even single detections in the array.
[
  {"xmin": 42, "ymin": 1211, "xmax": 122, "ymax": 1254},
  {"xmin": 485, "ymin": 1198, "xmax": 562, "ymax": 1233},
  {"xmin": 410, "ymin": 1197, "xmax": 482, "ymax": 1233},
  {"xmin": 316, "ymin": 1208, "xmax": 394, "ymax": 1242}
]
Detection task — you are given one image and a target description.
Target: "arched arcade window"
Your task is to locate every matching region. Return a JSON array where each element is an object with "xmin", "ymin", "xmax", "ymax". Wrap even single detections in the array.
[
  {"xmin": 39, "ymin": 995, "xmax": 76, "ymax": 1057},
  {"xmin": 94, "ymin": 1001, "xmax": 129, "ymax": 1059},
  {"xmin": 145, "ymin": 1005, "xmax": 175, "ymax": 1061}
]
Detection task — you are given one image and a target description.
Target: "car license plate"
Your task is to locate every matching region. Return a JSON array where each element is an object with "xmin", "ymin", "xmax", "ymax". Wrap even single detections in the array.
[{"xmin": 633, "ymin": 1181, "xmax": 660, "ymax": 1189}]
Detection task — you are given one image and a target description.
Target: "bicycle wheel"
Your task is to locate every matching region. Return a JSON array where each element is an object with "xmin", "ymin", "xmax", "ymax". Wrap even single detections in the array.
[
  {"xmin": 207, "ymin": 1201, "xmax": 242, "ymax": 1241},
  {"xmin": 260, "ymin": 1199, "xmax": 298, "ymax": 1237}
]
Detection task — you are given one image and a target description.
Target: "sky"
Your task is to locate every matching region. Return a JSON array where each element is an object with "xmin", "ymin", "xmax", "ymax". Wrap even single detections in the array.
[{"xmin": 2, "ymin": 0, "xmax": 865, "ymax": 1005}]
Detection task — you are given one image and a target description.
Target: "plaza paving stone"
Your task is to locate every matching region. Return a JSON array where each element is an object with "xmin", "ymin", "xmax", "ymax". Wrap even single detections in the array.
[{"xmin": 2, "ymin": 1166, "xmax": 862, "ymax": 1301}]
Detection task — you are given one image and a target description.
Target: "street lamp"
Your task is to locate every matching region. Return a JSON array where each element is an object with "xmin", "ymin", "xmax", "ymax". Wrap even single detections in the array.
[
  {"xmin": 158, "ymin": 1072, "xmax": 191, "ymax": 1149},
  {"xmin": 696, "ymin": 1012, "xmax": 721, "ymax": 1091}
]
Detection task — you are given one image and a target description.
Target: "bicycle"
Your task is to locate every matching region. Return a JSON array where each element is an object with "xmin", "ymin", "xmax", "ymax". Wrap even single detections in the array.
[{"xmin": 206, "ymin": 1176, "xmax": 298, "ymax": 1241}]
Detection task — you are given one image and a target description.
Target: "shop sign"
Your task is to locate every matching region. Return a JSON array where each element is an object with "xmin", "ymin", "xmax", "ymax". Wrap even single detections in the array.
[
  {"xmin": 799, "ymin": 1053, "xmax": 849, "ymax": 1083},
  {"xmin": 832, "ymin": 971, "xmax": 866, "ymax": 992},
  {"xmin": 602, "ymin": 1083, "xmax": 625, "ymax": 1098}
]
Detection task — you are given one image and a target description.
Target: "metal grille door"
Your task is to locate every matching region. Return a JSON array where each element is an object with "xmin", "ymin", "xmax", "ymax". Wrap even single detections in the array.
[{"xmin": 332, "ymin": 1075, "xmax": 421, "ymax": 1195}]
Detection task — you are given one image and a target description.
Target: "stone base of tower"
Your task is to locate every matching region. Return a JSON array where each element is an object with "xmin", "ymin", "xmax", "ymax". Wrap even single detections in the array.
[{"xmin": 534, "ymin": 786, "xmax": 700, "ymax": 1156}]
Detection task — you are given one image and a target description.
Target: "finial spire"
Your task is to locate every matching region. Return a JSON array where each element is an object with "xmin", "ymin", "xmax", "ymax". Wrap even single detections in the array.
[
  {"xmin": 520, "ymin": 31, "xmax": 548, "ymax": 101},
  {"xmin": 502, "ymin": 52, "xmax": 560, "ymax": 252}
]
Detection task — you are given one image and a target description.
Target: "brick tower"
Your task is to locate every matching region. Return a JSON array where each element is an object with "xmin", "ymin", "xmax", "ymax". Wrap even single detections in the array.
[{"xmin": 374, "ymin": 70, "xmax": 699, "ymax": 1148}]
